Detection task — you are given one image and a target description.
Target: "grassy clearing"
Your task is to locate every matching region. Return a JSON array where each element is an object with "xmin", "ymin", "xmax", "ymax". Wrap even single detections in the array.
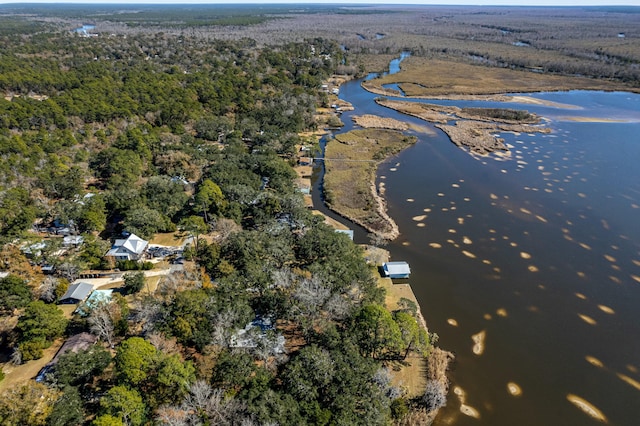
[
  {"xmin": 364, "ymin": 246, "xmax": 428, "ymax": 398},
  {"xmin": 354, "ymin": 53, "xmax": 398, "ymax": 74},
  {"xmin": 0, "ymin": 339, "xmax": 63, "ymax": 391},
  {"xmin": 324, "ymin": 129, "xmax": 415, "ymax": 234},
  {"xmin": 149, "ymin": 232, "xmax": 185, "ymax": 247},
  {"xmin": 365, "ymin": 57, "xmax": 635, "ymax": 97}
]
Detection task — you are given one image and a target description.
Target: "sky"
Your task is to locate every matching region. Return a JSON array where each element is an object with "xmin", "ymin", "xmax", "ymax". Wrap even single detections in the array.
[{"xmin": 0, "ymin": 1, "xmax": 639, "ymax": 6}]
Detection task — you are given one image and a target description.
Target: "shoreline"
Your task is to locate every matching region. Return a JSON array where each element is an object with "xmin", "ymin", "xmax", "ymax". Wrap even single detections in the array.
[
  {"xmin": 375, "ymin": 98, "xmax": 551, "ymax": 155},
  {"xmin": 308, "ymin": 76, "xmax": 453, "ymax": 424},
  {"xmin": 323, "ymin": 128, "xmax": 414, "ymax": 241}
]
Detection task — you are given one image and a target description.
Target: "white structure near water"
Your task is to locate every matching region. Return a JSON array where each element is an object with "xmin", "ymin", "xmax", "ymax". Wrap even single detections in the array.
[{"xmin": 382, "ymin": 261, "xmax": 411, "ymax": 279}]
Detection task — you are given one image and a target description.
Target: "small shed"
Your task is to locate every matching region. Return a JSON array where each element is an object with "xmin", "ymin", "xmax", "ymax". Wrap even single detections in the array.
[
  {"xmin": 59, "ymin": 282, "xmax": 94, "ymax": 304},
  {"xmin": 382, "ymin": 261, "xmax": 411, "ymax": 279}
]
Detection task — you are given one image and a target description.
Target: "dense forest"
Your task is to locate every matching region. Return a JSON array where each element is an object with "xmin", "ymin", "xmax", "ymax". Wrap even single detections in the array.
[
  {"xmin": 0, "ymin": 10, "xmax": 438, "ymax": 426},
  {"xmin": 2, "ymin": 4, "xmax": 637, "ymax": 425}
]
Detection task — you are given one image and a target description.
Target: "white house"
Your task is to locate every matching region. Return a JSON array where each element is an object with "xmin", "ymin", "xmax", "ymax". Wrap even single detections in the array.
[{"xmin": 105, "ymin": 233, "xmax": 148, "ymax": 262}]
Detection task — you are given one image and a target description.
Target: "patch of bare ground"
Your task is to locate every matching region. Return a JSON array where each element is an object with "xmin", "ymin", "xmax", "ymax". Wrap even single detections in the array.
[{"xmin": 149, "ymin": 232, "xmax": 186, "ymax": 247}]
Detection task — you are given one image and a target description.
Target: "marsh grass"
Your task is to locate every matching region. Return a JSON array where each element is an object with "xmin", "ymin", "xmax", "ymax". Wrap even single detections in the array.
[
  {"xmin": 365, "ymin": 57, "xmax": 632, "ymax": 97},
  {"xmin": 324, "ymin": 129, "xmax": 415, "ymax": 233}
]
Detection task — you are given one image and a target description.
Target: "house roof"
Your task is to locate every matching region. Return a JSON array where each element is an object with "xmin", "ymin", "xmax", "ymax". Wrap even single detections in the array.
[
  {"xmin": 383, "ymin": 261, "xmax": 411, "ymax": 276},
  {"xmin": 63, "ymin": 235, "xmax": 84, "ymax": 246},
  {"xmin": 76, "ymin": 289, "xmax": 113, "ymax": 316},
  {"xmin": 60, "ymin": 282, "xmax": 94, "ymax": 302},
  {"xmin": 51, "ymin": 332, "xmax": 98, "ymax": 364},
  {"xmin": 106, "ymin": 233, "xmax": 148, "ymax": 257}
]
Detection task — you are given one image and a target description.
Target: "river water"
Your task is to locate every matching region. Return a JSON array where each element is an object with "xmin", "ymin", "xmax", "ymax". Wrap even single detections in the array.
[{"xmin": 332, "ymin": 57, "xmax": 640, "ymax": 425}]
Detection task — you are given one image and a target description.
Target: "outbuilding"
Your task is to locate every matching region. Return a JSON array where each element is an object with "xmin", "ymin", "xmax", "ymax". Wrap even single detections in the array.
[
  {"xmin": 58, "ymin": 282, "xmax": 94, "ymax": 304},
  {"xmin": 382, "ymin": 261, "xmax": 411, "ymax": 279}
]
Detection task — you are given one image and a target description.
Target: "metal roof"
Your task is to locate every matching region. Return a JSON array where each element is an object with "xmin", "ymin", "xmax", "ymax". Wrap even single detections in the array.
[
  {"xmin": 383, "ymin": 261, "xmax": 411, "ymax": 276},
  {"xmin": 59, "ymin": 282, "xmax": 94, "ymax": 302}
]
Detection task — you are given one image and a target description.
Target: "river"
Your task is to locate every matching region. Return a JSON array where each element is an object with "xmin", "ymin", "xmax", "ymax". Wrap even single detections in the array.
[{"xmin": 329, "ymin": 56, "xmax": 640, "ymax": 425}]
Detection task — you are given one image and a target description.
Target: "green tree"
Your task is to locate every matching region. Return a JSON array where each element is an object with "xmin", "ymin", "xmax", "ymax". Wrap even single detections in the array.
[
  {"xmin": 150, "ymin": 354, "xmax": 196, "ymax": 407},
  {"xmin": 77, "ymin": 236, "xmax": 110, "ymax": 270},
  {"xmin": 99, "ymin": 386, "xmax": 145, "ymax": 426},
  {"xmin": 179, "ymin": 215, "xmax": 208, "ymax": 252},
  {"xmin": 92, "ymin": 414, "xmax": 124, "ymax": 426},
  {"xmin": 91, "ymin": 148, "xmax": 143, "ymax": 190},
  {"xmin": 194, "ymin": 178, "xmax": 226, "ymax": 217},
  {"xmin": 47, "ymin": 385, "xmax": 84, "ymax": 426},
  {"xmin": 0, "ymin": 187, "xmax": 38, "ymax": 238},
  {"xmin": 122, "ymin": 207, "xmax": 175, "ymax": 239},
  {"xmin": 0, "ymin": 274, "xmax": 32, "ymax": 313},
  {"xmin": 122, "ymin": 272, "xmax": 145, "ymax": 295},
  {"xmin": 78, "ymin": 195, "xmax": 107, "ymax": 233},
  {"xmin": 115, "ymin": 337, "xmax": 157, "ymax": 386},
  {"xmin": 142, "ymin": 176, "xmax": 188, "ymax": 219},
  {"xmin": 350, "ymin": 304, "xmax": 403, "ymax": 360},
  {"xmin": 393, "ymin": 311, "xmax": 429, "ymax": 359},
  {"xmin": 16, "ymin": 301, "xmax": 68, "ymax": 361},
  {"xmin": 53, "ymin": 345, "xmax": 112, "ymax": 386}
]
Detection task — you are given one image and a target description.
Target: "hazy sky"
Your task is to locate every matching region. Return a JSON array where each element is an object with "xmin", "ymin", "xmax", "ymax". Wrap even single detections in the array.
[{"xmin": 0, "ymin": 1, "xmax": 639, "ymax": 6}]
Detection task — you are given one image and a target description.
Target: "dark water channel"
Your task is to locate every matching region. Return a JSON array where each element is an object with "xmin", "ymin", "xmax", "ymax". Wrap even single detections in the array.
[{"xmin": 322, "ymin": 55, "xmax": 640, "ymax": 425}]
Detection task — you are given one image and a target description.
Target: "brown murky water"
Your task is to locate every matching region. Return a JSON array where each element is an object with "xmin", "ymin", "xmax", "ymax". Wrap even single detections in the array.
[{"xmin": 338, "ymin": 74, "xmax": 640, "ymax": 425}]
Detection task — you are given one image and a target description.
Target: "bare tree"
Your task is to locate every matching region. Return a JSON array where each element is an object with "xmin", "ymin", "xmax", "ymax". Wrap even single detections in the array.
[
  {"xmin": 210, "ymin": 308, "xmax": 241, "ymax": 348},
  {"xmin": 147, "ymin": 332, "xmax": 181, "ymax": 355},
  {"xmin": 38, "ymin": 276, "xmax": 59, "ymax": 303},
  {"xmin": 88, "ymin": 303, "xmax": 115, "ymax": 348},
  {"xmin": 423, "ymin": 381, "xmax": 447, "ymax": 411},
  {"xmin": 214, "ymin": 218, "xmax": 241, "ymax": 243},
  {"xmin": 156, "ymin": 380, "xmax": 247, "ymax": 426},
  {"xmin": 368, "ymin": 232, "xmax": 389, "ymax": 247},
  {"xmin": 133, "ymin": 296, "xmax": 163, "ymax": 334},
  {"xmin": 294, "ymin": 276, "xmax": 330, "ymax": 313}
]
